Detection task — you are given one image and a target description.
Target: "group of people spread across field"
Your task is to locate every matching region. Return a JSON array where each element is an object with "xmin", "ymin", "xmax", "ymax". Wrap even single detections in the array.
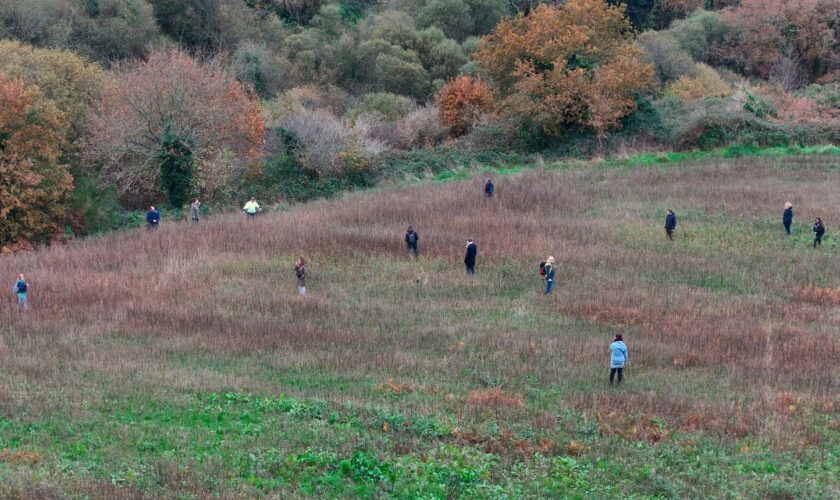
[{"xmin": 9, "ymin": 176, "xmax": 834, "ymax": 385}]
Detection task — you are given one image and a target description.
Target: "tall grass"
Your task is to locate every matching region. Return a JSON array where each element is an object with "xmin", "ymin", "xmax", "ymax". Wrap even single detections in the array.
[{"xmin": 0, "ymin": 155, "xmax": 838, "ymax": 496}]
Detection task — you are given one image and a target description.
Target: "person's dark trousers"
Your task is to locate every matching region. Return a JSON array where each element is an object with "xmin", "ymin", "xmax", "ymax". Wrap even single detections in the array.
[
  {"xmin": 666, "ymin": 229, "xmax": 673, "ymax": 240},
  {"xmin": 814, "ymin": 235, "xmax": 822, "ymax": 248},
  {"xmin": 609, "ymin": 368, "xmax": 623, "ymax": 385},
  {"xmin": 544, "ymin": 279, "xmax": 554, "ymax": 294},
  {"xmin": 784, "ymin": 221, "xmax": 791, "ymax": 235},
  {"xmin": 466, "ymin": 265, "xmax": 475, "ymax": 274},
  {"xmin": 407, "ymin": 243, "xmax": 417, "ymax": 257}
]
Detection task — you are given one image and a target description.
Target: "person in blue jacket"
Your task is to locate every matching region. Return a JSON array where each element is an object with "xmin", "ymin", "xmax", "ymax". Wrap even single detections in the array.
[
  {"xmin": 146, "ymin": 205, "xmax": 160, "ymax": 230},
  {"xmin": 12, "ymin": 273, "xmax": 27, "ymax": 310},
  {"xmin": 484, "ymin": 178, "xmax": 494, "ymax": 198},
  {"xmin": 664, "ymin": 210, "xmax": 677, "ymax": 240},
  {"xmin": 609, "ymin": 334, "xmax": 628, "ymax": 385},
  {"xmin": 783, "ymin": 202, "xmax": 793, "ymax": 236}
]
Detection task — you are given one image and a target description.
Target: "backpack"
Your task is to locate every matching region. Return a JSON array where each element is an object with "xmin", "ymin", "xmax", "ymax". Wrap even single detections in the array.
[
  {"xmin": 539, "ymin": 262, "xmax": 546, "ymax": 276},
  {"xmin": 407, "ymin": 232, "xmax": 417, "ymax": 244},
  {"xmin": 14, "ymin": 281, "xmax": 26, "ymax": 293}
]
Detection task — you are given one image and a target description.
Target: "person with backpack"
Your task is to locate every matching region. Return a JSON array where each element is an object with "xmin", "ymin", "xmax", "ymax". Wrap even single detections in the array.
[
  {"xmin": 783, "ymin": 202, "xmax": 793, "ymax": 236},
  {"xmin": 542, "ymin": 256, "xmax": 556, "ymax": 294},
  {"xmin": 295, "ymin": 257, "xmax": 307, "ymax": 295},
  {"xmin": 146, "ymin": 206, "xmax": 160, "ymax": 230},
  {"xmin": 243, "ymin": 197, "xmax": 261, "ymax": 219},
  {"xmin": 464, "ymin": 239, "xmax": 477, "ymax": 274},
  {"xmin": 405, "ymin": 226, "xmax": 419, "ymax": 258},
  {"xmin": 813, "ymin": 218, "xmax": 825, "ymax": 248},
  {"xmin": 664, "ymin": 210, "xmax": 677, "ymax": 241},
  {"xmin": 484, "ymin": 178, "xmax": 494, "ymax": 198},
  {"xmin": 12, "ymin": 273, "xmax": 27, "ymax": 310},
  {"xmin": 190, "ymin": 198, "xmax": 201, "ymax": 225},
  {"xmin": 609, "ymin": 334, "xmax": 628, "ymax": 386}
]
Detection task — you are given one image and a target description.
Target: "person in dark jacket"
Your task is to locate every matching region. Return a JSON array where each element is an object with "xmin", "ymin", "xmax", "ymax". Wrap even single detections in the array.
[
  {"xmin": 484, "ymin": 178, "xmax": 494, "ymax": 198},
  {"xmin": 146, "ymin": 206, "xmax": 160, "ymax": 230},
  {"xmin": 464, "ymin": 239, "xmax": 477, "ymax": 274},
  {"xmin": 664, "ymin": 210, "xmax": 677, "ymax": 240},
  {"xmin": 813, "ymin": 218, "xmax": 825, "ymax": 248},
  {"xmin": 190, "ymin": 199, "xmax": 201, "ymax": 225},
  {"xmin": 405, "ymin": 226, "xmax": 419, "ymax": 258},
  {"xmin": 783, "ymin": 202, "xmax": 793, "ymax": 236},
  {"xmin": 295, "ymin": 257, "xmax": 307, "ymax": 295}
]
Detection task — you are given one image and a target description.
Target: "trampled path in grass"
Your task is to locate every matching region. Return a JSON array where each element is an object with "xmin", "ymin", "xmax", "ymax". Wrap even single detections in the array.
[{"xmin": 0, "ymin": 155, "xmax": 838, "ymax": 497}]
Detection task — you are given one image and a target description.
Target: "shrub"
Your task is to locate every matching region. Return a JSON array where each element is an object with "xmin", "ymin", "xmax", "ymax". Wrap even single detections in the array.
[
  {"xmin": 665, "ymin": 63, "xmax": 730, "ymax": 101},
  {"xmin": 276, "ymin": 108, "xmax": 386, "ymax": 177},
  {"xmin": 388, "ymin": 104, "xmax": 451, "ymax": 149},
  {"xmin": 158, "ymin": 127, "xmax": 195, "ymax": 207},
  {"xmin": 465, "ymin": 0, "xmax": 510, "ymax": 36},
  {"xmin": 89, "ymin": 49, "xmax": 264, "ymax": 203},
  {"xmin": 0, "ymin": 74, "xmax": 72, "ymax": 248},
  {"xmin": 437, "ymin": 75, "xmax": 493, "ymax": 135},
  {"xmin": 798, "ymin": 83, "xmax": 840, "ymax": 110},
  {"xmin": 474, "ymin": 0, "xmax": 655, "ymax": 137},
  {"xmin": 233, "ymin": 42, "xmax": 292, "ymax": 98},
  {"xmin": 346, "ymin": 92, "xmax": 418, "ymax": 122},
  {"xmin": 372, "ymin": 53, "xmax": 432, "ymax": 99},
  {"xmin": 417, "ymin": 0, "xmax": 473, "ymax": 41},
  {"xmin": 0, "ymin": 40, "xmax": 105, "ymax": 158},
  {"xmin": 719, "ymin": 0, "xmax": 840, "ymax": 83},
  {"xmin": 668, "ymin": 101, "xmax": 792, "ymax": 150},
  {"xmin": 668, "ymin": 9, "xmax": 730, "ymax": 63},
  {"xmin": 637, "ymin": 31, "xmax": 697, "ymax": 85}
]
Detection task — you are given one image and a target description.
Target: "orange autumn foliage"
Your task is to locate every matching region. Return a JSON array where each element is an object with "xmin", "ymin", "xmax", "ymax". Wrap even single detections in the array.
[
  {"xmin": 90, "ymin": 50, "xmax": 265, "ymax": 201},
  {"xmin": 0, "ymin": 73, "xmax": 72, "ymax": 249},
  {"xmin": 721, "ymin": 0, "xmax": 840, "ymax": 82},
  {"xmin": 437, "ymin": 76, "xmax": 493, "ymax": 135},
  {"xmin": 473, "ymin": 0, "xmax": 655, "ymax": 137}
]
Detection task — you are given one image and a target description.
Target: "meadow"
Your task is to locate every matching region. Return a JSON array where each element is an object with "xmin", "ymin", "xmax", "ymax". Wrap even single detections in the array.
[{"xmin": 0, "ymin": 154, "xmax": 838, "ymax": 498}]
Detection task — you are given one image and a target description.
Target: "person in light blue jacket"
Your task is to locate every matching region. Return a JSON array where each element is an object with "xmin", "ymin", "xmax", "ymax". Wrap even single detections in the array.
[{"xmin": 609, "ymin": 334, "xmax": 628, "ymax": 385}]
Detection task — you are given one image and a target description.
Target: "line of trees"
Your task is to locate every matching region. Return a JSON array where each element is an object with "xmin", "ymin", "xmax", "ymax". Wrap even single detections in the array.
[{"xmin": 2, "ymin": 0, "xmax": 840, "ymax": 251}]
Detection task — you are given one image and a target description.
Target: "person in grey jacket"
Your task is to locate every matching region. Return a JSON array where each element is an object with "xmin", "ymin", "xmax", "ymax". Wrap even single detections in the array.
[{"xmin": 190, "ymin": 199, "xmax": 201, "ymax": 224}]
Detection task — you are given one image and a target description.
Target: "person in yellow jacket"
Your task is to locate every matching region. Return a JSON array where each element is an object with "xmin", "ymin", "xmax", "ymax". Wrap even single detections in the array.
[{"xmin": 243, "ymin": 197, "xmax": 261, "ymax": 219}]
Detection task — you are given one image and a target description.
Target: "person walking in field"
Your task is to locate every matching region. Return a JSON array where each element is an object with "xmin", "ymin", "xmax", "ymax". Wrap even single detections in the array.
[
  {"xmin": 243, "ymin": 197, "xmax": 261, "ymax": 219},
  {"xmin": 146, "ymin": 205, "xmax": 160, "ymax": 230},
  {"xmin": 664, "ymin": 209, "xmax": 677, "ymax": 240},
  {"xmin": 190, "ymin": 198, "xmax": 201, "ymax": 225},
  {"xmin": 813, "ymin": 218, "xmax": 825, "ymax": 248},
  {"xmin": 609, "ymin": 334, "xmax": 628, "ymax": 386},
  {"xmin": 464, "ymin": 239, "xmax": 477, "ymax": 274},
  {"xmin": 783, "ymin": 202, "xmax": 793, "ymax": 236},
  {"xmin": 295, "ymin": 257, "xmax": 307, "ymax": 295},
  {"xmin": 543, "ymin": 256, "xmax": 556, "ymax": 294},
  {"xmin": 405, "ymin": 226, "xmax": 419, "ymax": 258},
  {"xmin": 11, "ymin": 273, "xmax": 27, "ymax": 310},
  {"xmin": 484, "ymin": 178, "xmax": 495, "ymax": 198}
]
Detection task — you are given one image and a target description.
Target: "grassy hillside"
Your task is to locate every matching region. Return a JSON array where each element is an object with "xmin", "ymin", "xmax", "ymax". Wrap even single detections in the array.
[{"xmin": 1, "ymin": 155, "xmax": 839, "ymax": 498}]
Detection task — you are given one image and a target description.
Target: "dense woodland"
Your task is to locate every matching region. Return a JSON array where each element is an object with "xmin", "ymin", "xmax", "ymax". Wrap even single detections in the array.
[{"xmin": 2, "ymin": 0, "xmax": 840, "ymax": 249}]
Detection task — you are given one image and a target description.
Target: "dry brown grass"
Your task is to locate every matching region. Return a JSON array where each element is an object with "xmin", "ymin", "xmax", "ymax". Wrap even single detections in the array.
[
  {"xmin": 465, "ymin": 387, "xmax": 526, "ymax": 409},
  {"xmin": 1, "ymin": 153, "xmax": 839, "ymax": 470}
]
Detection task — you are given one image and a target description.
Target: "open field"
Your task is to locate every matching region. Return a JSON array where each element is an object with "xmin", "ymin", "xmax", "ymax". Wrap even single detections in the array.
[{"xmin": 1, "ymin": 155, "xmax": 839, "ymax": 498}]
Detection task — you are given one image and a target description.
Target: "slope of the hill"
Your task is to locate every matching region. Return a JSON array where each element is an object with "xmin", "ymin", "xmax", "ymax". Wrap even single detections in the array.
[{"xmin": 0, "ymin": 155, "xmax": 838, "ymax": 497}]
